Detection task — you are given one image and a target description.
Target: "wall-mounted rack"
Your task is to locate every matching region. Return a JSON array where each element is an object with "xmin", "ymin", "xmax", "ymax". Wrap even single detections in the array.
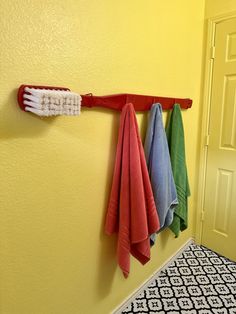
[{"xmin": 17, "ymin": 85, "xmax": 192, "ymax": 115}]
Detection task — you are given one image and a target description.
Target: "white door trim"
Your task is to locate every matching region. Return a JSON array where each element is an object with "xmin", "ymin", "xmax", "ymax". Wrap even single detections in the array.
[{"xmin": 195, "ymin": 11, "xmax": 236, "ymax": 244}]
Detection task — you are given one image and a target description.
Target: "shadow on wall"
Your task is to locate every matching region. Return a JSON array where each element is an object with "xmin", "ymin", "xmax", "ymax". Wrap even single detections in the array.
[{"xmin": 95, "ymin": 111, "xmax": 120, "ymax": 298}]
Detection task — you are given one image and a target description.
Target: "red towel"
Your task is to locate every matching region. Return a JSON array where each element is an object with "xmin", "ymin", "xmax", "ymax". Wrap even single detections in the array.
[{"xmin": 105, "ymin": 103, "xmax": 160, "ymax": 278}]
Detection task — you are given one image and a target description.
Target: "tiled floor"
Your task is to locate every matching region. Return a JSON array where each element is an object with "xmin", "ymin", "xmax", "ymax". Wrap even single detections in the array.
[{"xmin": 121, "ymin": 244, "xmax": 236, "ymax": 314}]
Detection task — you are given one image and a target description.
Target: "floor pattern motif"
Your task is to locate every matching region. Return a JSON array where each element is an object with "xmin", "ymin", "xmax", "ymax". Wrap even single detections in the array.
[{"xmin": 121, "ymin": 244, "xmax": 236, "ymax": 314}]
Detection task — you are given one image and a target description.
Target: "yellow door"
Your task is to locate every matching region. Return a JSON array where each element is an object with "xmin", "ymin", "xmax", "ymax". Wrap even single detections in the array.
[{"xmin": 202, "ymin": 17, "xmax": 236, "ymax": 261}]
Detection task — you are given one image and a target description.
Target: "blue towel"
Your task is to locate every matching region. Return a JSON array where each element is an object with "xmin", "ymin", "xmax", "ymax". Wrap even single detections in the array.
[{"xmin": 144, "ymin": 104, "xmax": 178, "ymax": 244}]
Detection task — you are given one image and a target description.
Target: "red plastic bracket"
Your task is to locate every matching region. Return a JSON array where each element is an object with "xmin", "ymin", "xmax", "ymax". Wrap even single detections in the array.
[{"xmin": 81, "ymin": 93, "xmax": 192, "ymax": 111}]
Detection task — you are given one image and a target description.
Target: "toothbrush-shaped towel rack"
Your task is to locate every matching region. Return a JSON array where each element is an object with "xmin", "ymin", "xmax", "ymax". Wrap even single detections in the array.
[{"xmin": 17, "ymin": 85, "xmax": 192, "ymax": 115}]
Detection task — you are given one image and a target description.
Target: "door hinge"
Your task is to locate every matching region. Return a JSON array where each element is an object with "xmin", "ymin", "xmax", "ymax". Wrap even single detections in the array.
[
  {"xmin": 201, "ymin": 211, "xmax": 205, "ymax": 222},
  {"xmin": 205, "ymin": 134, "xmax": 210, "ymax": 146},
  {"xmin": 210, "ymin": 46, "xmax": 215, "ymax": 59}
]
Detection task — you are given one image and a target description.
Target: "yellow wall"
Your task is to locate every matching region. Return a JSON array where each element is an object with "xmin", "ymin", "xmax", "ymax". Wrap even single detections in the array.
[
  {"xmin": 0, "ymin": 1, "xmax": 205, "ymax": 313},
  {"xmin": 205, "ymin": 0, "xmax": 236, "ymax": 18}
]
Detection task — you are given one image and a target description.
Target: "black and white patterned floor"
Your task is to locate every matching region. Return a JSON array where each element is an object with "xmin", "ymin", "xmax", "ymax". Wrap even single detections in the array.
[{"xmin": 121, "ymin": 244, "xmax": 236, "ymax": 314}]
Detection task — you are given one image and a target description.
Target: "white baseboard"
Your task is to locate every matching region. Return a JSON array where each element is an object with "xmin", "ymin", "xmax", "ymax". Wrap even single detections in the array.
[{"xmin": 112, "ymin": 237, "xmax": 194, "ymax": 314}]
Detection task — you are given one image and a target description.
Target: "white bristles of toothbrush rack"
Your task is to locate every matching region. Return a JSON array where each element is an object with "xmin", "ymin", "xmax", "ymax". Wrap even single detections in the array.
[{"xmin": 18, "ymin": 85, "xmax": 81, "ymax": 116}]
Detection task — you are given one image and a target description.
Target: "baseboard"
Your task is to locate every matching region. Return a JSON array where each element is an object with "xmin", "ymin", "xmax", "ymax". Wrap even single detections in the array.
[{"xmin": 112, "ymin": 237, "xmax": 194, "ymax": 314}]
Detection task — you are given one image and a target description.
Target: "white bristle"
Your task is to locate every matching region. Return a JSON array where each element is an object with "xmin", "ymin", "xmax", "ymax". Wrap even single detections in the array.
[
  {"xmin": 23, "ymin": 100, "xmax": 42, "ymax": 109},
  {"xmin": 25, "ymin": 107, "xmax": 46, "ymax": 116},
  {"xmin": 23, "ymin": 94, "xmax": 39, "ymax": 103},
  {"xmin": 24, "ymin": 87, "xmax": 81, "ymax": 116}
]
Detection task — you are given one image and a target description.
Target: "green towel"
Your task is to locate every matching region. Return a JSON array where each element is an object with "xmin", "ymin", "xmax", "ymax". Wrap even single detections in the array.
[{"xmin": 166, "ymin": 104, "xmax": 190, "ymax": 237}]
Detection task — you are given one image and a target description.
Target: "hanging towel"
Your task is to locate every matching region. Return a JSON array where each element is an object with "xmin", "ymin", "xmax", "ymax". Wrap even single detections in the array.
[
  {"xmin": 105, "ymin": 103, "xmax": 160, "ymax": 278},
  {"xmin": 166, "ymin": 104, "xmax": 190, "ymax": 237},
  {"xmin": 144, "ymin": 103, "xmax": 178, "ymax": 244}
]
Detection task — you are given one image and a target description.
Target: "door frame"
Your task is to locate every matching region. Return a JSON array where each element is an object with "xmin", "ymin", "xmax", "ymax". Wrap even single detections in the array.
[{"xmin": 195, "ymin": 11, "xmax": 236, "ymax": 244}]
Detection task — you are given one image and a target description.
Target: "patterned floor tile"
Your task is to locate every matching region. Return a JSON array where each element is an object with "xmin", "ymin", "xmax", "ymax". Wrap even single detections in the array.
[{"xmin": 121, "ymin": 244, "xmax": 236, "ymax": 313}]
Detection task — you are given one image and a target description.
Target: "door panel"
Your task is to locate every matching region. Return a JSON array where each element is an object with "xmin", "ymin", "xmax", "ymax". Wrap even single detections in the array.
[
  {"xmin": 202, "ymin": 17, "xmax": 236, "ymax": 261},
  {"xmin": 214, "ymin": 168, "xmax": 232, "ymax": 235},
  {"xmin": 221, "ymin": 75, "xmax": 236, "ymax": 149}
]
